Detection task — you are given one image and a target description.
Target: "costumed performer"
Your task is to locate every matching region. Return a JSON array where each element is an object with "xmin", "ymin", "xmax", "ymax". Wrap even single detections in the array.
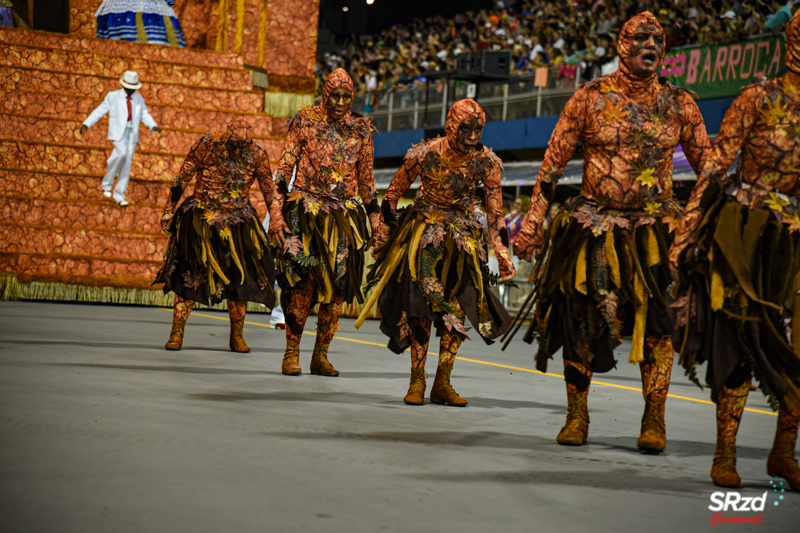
[
  {"xmin": 668, "ymin": 10, "xmax": 800, "ymax": 490},
  {"xmin": 155, "ymin": 118, "xmax": 277, "ymax": 352},
  {"xmin": 513, "ymin": 12, "xmax": 710, "ymax": 450},
  {"xmin": 358, "ymin": 99, "xmax": 516, "ymax": 407},
  {"xmin": 268, "ymin": 68, "xmax": 379, "ymax": 377}
]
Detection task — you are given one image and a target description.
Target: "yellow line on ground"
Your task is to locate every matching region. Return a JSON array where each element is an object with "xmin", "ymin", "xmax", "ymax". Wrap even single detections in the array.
[{"xmin": 165, "ymin": 309, "xmax": 777, "ymax": 416}]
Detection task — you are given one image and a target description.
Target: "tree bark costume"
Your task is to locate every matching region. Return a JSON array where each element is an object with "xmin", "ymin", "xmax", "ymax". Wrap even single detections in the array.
[
  {"xmin": 268, "ymin": 68, "xmax": 379, "ymax": 377},
  {"xmin": 514, "ymin": 12, "xmax": 710, "ymax": 450},
  {"xmin": 669, "ymin": 11, "xmax": 800, "ymax": 490},
  {"xmin": 358, "ymin": 99, "xmax": 515, "ymax": 406},
  {"xmin": 155, "ymin": 118, "xmax": 277, "ymax": 352}
]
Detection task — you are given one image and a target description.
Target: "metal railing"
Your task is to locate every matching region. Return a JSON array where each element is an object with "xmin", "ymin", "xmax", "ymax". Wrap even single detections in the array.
[{"xmin": 352, "ymin": 66, "xmax": 582, "ymax": 132}]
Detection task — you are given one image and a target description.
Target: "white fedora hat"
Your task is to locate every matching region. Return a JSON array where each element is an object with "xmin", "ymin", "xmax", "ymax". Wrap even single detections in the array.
[{"xmin": 120, "ymin": 70, "xmax": 142, "ymax": 90}]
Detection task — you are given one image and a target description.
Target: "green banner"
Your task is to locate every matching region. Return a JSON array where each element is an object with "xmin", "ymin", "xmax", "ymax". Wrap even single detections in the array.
[{"xmin": 661, "ymin": 35, "xmax": 787, "ymax": 100}]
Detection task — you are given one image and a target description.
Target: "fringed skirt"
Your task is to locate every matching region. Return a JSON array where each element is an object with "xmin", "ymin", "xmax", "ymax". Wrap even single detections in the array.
[
  {"xmin": 364, "ymin": 206, "xmax": 511, "ymax": 354},
  {"xmin": 275, "ymin": 197, "xmax": 371, "ymax": 325},
  {"xmin": 154, "ymin": 202, "xmax": 275, "ymax": 307},
  {"xmin": 96, "ymin": 0, "xmax": 186, "ymax": 47},
  {"xmin": 674, "ymin": 186, "xmax": 800, "ymax": 410},
  {"xmin": 526, "ymin": 201, "xmax": 675, "ymax": 373}
]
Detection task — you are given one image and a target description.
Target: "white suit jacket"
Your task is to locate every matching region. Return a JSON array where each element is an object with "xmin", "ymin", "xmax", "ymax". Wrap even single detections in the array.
[{"xmin": 82, "ymin": 89, "xmax": 158, "ymax": 142}]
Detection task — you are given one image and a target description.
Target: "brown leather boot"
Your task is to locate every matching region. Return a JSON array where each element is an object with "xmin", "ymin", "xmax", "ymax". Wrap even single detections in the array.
[
  {"xmin": 766, "ymin": 400, "xmax": 800, "ymax": 491},
  {"xmin": 165, "ymin": 296, "xmax": 194, "ymax": 350},
  {"xmin": 711, "ymin": 380, "xmax": 750, "ymax": 488},
  {"xmin": 404, "ymin": 368, "xmax": 426, "ymax": 405},
  {"xmin": 310, "ymin": 342, "xmax": 339, "ymax": 376},
  {"xmin": 281, "ymin": 340, "xmax": 301, "ymax": 375},
  {"xmin": 430, "ymin": 362, "xmax": 467, "ymax": 406},
  {"xmin": 165, "ymin": 326, "xmax": 184, "ymax": 350},
  {"xmin": 637, "ymin": 336, "xmax": 673, "ymax": 452},
  {"xmin": 557, "ymin": 360, "xmax": 591, "ymax": 445},
  {"xmin": 227, "ymin": 300, "xmax": 250, "ymax": 352}
]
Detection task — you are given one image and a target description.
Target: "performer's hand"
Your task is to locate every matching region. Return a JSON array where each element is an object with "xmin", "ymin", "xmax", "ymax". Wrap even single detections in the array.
[
  {"xmin": 79, "ymin": 125, "xmax": 88, "ymax": 135},
  {"xmin": 497, "ymin": 252, "xmax": 516, "ymax": 284},
  {"xmin": 152, "ymin": 127, "xmax": 161, "ymax": 133},
  {"xmin": 269, "ymin": 227, "xmax": 289, "ymax": 249}
]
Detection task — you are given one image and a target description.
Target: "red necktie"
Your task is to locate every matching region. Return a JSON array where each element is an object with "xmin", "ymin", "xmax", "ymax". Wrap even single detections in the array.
[{"xmin": 127, "ymin": 96, "xmax": 132, "ymax": 121}]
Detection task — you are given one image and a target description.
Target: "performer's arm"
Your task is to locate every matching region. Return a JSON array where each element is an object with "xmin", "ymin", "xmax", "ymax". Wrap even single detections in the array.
[
  {"xmin": 514, "ymin": 90, "xmax": 586, "ymax": 261},
  {"xmin": 253, "ymin": 147, "xmax": 277, "ymax": 224},
  {"xmin": 484, "ymin": 162, "xmax": 516, "ymax": 282},
  {"xmin": 372, "ymin": 151, "xmax": 424, "ymax": 256},
  {"xmin": 81, "ymin": 93, "xmax": 112, "ymax": 131},
  {"xmin": 356, "ymin": 129, "xmax": 380, "ymax": 232},
  {"xmin": 669, "ymin": 87, "xmax": 761, "ymax": 270},
  {"xmin": 383, "ymin": 152, "xmax": 423, "ymax": 211},
  {"xmin": 161, "ymin": 137, "xmax": 207, "ymax": 232},
  {"xmin": 139, "ymin": 98, "xmax": 159, "ymax": 132},
  {"xmin": 269, "ymin": 118, "xmax": 302, "ymax": 242}
]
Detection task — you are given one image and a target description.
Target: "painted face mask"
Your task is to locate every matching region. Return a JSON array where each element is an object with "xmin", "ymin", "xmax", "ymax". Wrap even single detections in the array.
[
  {"xmin": 321, "ymin": 68, "xmax": 355, "ymax": 121},
  {"xmin": 617, "ymin": 12, "xmax": 666, "ymax": 80},
  {"xmin": 444, "ymin": 98, "xmax": 486, "ymax": 153}
]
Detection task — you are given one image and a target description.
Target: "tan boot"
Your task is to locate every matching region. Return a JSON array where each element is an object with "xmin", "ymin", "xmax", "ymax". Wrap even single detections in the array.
[
  {"xmin": 711, "ymin": 380, "xmax": 750, "ymax": 488},
  {"xmin": 430, "ymin": 362, "xmax": 467, "ymax": 406},
  {"xmin": 165, "ymin": 296, "xmax": 194, "ymax": 350},
  {"xmin": 165, "ymin": 326, "xmax": 184, "ymax": 350},
  {"xmin": 404, "ymin": 368, "xmax": 426, "ymax": 405},
  {"xmin": 637, "ymin": 336, "xmax": 673, "ymax": 452},
  {"xmin": 281, "ymin": 340, "xmax": 301, "ymax": 376},
  {"xmin": 557, "ymin": 360, "xmax": 591, "ymax": 446},
  {"xmin": 310, "ymin": 342, "xmax": 339, "ymax": 376},
  {"xmin": 767, "ymin": 400, "xmax": 800, "ymax": 491},
  {"xmin": 227, "ymin": 300, "xmax": 250, "ymax": 352}
]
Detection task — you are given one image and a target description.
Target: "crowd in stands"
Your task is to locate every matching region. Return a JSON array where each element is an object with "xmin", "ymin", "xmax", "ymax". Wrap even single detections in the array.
[{"xmin": 316, "ymin": 0, "xmax": 798, "ymax": 96}]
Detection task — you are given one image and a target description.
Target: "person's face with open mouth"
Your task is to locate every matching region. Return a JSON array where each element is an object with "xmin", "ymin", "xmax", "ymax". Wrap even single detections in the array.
[{"xmin": 628, "ymin": 24, "xmax": 664, "ymax": 78}]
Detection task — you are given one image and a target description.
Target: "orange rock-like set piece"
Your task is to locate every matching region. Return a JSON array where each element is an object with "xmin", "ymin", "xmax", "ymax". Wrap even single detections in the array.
[{"xmin": 515, "ymin": 12, "xmax": 710, "ymax": 262}]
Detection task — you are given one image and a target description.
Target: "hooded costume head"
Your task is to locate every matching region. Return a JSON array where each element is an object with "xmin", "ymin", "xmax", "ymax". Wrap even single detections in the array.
[
  {"xmin": 617, "ymin": 11, "xmax": 665, "ymax": 81},
  {"xmin": 444, "ymin": 98, "xmax": 486, "ymax": 153},
  {"xmin": 787, "ymin": 10, "xmax": 800, "ymax": 74},
  {"xmin": 321, "ymin": 68, "xmax": 355, "ymax": 121},
  {"xmin": 224, "ymin": 117, "xmax": 253, "ymax": 145}
]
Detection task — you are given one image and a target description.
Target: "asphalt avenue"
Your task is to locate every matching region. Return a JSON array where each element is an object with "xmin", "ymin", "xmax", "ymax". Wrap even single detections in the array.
[{"xmin": 1, "ymin": 301, "xmax": 797, "ymax": 532}]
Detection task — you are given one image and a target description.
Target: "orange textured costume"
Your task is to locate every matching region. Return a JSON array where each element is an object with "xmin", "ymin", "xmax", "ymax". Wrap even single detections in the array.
[
  {"xmin": 514, "ymin": 12, "xmax": 711, "ymax": 451},
  {"xmin": 357, "ymin": 99, "xmax": 515, "ymax": 406},
  {"xmin": 669, "ymin": 11, "xmax": 800, "ymax": 490},
  {"xmin": 269, "ymin": 68, "xmax": 379, "ymax": 377},
  {"xmin": 155, "ymin": 118, "xmax": 277, "ymax": 353}
]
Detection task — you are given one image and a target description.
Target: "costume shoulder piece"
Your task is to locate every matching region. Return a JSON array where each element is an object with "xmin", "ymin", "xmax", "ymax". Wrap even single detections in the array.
[
  {"xmin": 661, "ymin": 78, "xmax": 699, "ymax": 101},
  {"xmin": 404, "ymin": 138, "xmax": 435, "ymax": 162},
  {"xmin": 288, "ymin": 104, "xmax": 327, "ymax": 129},
  {"xmin": 343, "ymin": 113, "xmax": 377, "ymax": 139},
  {"xmin": 470, "ymin": 144, "xmax": 503, "ymax": 178}
]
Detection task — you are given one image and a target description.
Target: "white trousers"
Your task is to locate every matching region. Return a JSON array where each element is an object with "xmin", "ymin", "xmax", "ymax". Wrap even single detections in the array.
[{"xmin": 102, "ymin": 125, "xmax": 137, "ymax": 203}]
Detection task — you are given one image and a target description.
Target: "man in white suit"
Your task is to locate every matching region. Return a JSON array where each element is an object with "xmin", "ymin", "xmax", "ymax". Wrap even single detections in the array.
[{"xmin": 80, "ymin": 71, "xmax": 160, "ymax": 206}]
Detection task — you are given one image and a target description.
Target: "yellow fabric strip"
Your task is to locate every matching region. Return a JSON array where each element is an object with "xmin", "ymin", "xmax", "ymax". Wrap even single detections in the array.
[
  {"xmin": 258, "ymin": 0, "xmax": 269, "ymax": 66},
  {"xmin": 163, "ymin": 15, "xmax": 178, "ymax": 47},
  {"xmin": 235, "ymin": 0, "xmax": 246, "ymax": 55},
  {"xmin": 355, "ymin": 244, "xmax": 409, "ymax": 329},
  {"xmin": 645, "ymin": 226, "xmax": 660, "ymax": 267},
  {"xmin": 136, "ymin": 13, "xmax": 148, "ymax": 43},
  {"xmin": 629, "ymin": 273, "xmax": 647, "ymax": 364},
  {"xmin": 709, "ymin": 248, "xmax": 725, "ymax": 312},
  {"xmin": 349, "ymin": 217, "xmax": 364, "ymax": 249},
  {"xmin": 574, "ymin": 240, "xmax": 588, "ymax": 295},
  {"xmin": 407, "ymin": 220, "xmax": 427, "ymax": 282},
  {"xmin": 224, "ymin": 233, "xmax": 245, "ymax": 283},
  {"xmin": 215, "ymin": 0, "xmax": 228, "ymax": 52},
  {"xmin": 605, "ymin": 231, "xmax": 621, "ymax": 288}
]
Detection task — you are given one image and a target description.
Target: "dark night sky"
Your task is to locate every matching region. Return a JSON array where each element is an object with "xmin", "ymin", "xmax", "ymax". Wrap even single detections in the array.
[{"xmin": 319, "ymin": 0, "xmax": 495, "ymax": 38}]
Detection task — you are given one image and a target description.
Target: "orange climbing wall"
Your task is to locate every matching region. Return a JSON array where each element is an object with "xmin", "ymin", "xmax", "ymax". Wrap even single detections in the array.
[{"xmin": 0, "ymin": 26, "xmax": 285, "ymax": 289}]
